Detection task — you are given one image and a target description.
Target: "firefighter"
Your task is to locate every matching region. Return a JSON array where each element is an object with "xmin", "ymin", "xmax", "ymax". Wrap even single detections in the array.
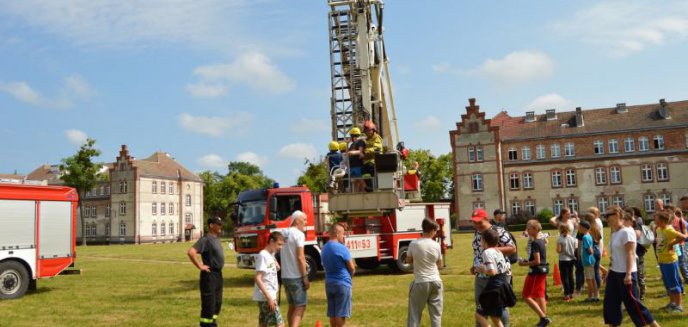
[
  {"xmin": 362, "ymin": 120, "xmax": 383, "ymax": 192},
  {"xmin": 187, "ymin": 217, "xmax": 225, "ymax": 327},
  {"xmin": 338, "ymin": 141, "xmax": 348, "ymax": 154},
  {"xmin": 327, "ymin": 141, "xmax": 343, "ymax": 172}
]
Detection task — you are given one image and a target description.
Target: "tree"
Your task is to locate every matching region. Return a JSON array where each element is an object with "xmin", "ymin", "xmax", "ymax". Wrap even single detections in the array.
[
  {"xmin": 60, "ymin": 138, "xmax": 102, "ymax": 246},
  {"xmin": 404, "ymin": 149, "xmax": 453, "ymax": 202},
  {"xmin": 297, "ymin": 159, "xmax": 328, "ymax": 194}
]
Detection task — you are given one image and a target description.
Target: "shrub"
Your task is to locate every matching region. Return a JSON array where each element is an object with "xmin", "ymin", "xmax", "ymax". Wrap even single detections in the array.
[{"xmin": 537, "ymin": 208, "xmax": 554, "ymax": 224}]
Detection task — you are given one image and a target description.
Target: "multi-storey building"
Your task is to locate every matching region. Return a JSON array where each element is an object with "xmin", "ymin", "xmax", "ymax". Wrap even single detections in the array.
[
  {"xmin": 450, "ymin": 98, "xmax": 688, "ymax": 228},
  {"xmin": 26, "ymin": 145, "xmax": 204, "ymax": 244}
]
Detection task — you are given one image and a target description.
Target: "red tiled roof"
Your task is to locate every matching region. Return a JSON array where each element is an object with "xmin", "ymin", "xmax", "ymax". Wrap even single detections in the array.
[
  {"xmin": 134, "ymin": 152, "xmax": 202, "ymax": 182},
  {"xmin": 0, "ymin": 174, "xmax": 25, "ymax": 179}
]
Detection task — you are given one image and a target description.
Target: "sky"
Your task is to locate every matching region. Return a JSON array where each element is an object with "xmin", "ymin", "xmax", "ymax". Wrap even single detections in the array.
[{"xmin": 2, "ymin": 0, "xmax": 688, "ymax": 185}]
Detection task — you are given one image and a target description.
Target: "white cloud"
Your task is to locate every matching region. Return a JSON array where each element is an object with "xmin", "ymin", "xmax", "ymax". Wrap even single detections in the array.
[
  {"xmin": 192, "ymin": 52, "xmax": 296, "ymax": 94},
  {"xmin": 64, "ymin": 74, "xmax": 97, "ymax": 99},
  {"xmin": 0, "ymin": 81, "xmax": 44, "ymax": 106},
  {"xmin": 197, "ymin": 154, "xmax": 227, "ymax": 169},
  {"xmin": 278, "ymin": 143, "xmax": 317, "ymax": 160},
  {"xmin": 431, "ymin": 62, "xmax": 452, "ymax": 73},
  {"xmin": 65, "ymin": 129, "xmax": 88, "ymax": 146},
  {"xmin": 525, "ymin": 94, "xmax": 574, "ymax": 113},
  {"xmin": 177, "ymin": 112, "xmax": 253, "ymax": 137},
  {"xmin": 185, "ymin": 82, "xmax": 228, "ymax": 98},
  {"xmin": 467, "ymin": 51, "xmax": 554, "ymax": 85},
  {"xmin": 553, "ymin": 1, "xmax": 688, "ymax": 57},
  {"xmin": 416, "ymin": 116, "xmax": 441, "ymax": 130},
  {"xmin": 289, "ymin": 118, "xmax": 329, "ymax": 134},
  {"xmin": 0, "ymin": 76, "xmax": 96, "ymax": 108},
  {"xmin": 236, "ymin": 152, "xmax": 268, "ymax": 167}
]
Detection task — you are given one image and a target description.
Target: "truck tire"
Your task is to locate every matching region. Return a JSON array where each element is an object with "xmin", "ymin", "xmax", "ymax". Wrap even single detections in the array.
[
  {"xmin": 0, "ymin": 261, "xmax": 30, "ymax": 299},
  {"xmin": 305, "ymin": 254, "xmax": 318, "ymax": 281},
  {"xmin": 388, "ymin": 245, "xmax": 413, "ymax": 273},
  {"xmin": 355, "ymin": 258, "xmax": 380, "ymax": 270}
]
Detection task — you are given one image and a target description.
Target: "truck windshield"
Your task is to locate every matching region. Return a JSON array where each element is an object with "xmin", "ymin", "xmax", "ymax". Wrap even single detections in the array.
[{"xmin": 237, "ymin": 201, "xmax": 266, "ymax": 226}]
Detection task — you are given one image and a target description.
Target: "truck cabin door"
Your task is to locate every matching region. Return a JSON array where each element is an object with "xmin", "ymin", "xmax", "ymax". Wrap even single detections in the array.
[{"xmin": 268, "ymin": 194, "xmax": 303, "ymax": 227}]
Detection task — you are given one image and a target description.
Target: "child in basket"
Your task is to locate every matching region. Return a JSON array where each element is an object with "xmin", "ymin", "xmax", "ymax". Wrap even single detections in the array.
[{"xmin": 475, "ymin": 229, "xmax": 515, "ymax": 327}]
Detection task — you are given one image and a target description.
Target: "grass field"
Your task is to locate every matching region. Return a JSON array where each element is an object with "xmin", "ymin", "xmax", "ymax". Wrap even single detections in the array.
[{"xmin": 1, "ymin": 230, "xmax": 686, "ymax": 326}]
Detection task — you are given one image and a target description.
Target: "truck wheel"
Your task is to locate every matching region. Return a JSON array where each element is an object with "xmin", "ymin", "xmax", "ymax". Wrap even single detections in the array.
[
  {"xmin": 388, "ymin": 245, "xmax": 413, "ymax": 273},
  {"xmin": 355, "ymin": 258, "xmax": 380, "ymax": 270},
  {"xmin": 305, "ymin": 254, "xmax": 318, "ymax": 281},
  {"xmin": 0, "ymin": 261, "xmax": 30, "ymax": 299}
]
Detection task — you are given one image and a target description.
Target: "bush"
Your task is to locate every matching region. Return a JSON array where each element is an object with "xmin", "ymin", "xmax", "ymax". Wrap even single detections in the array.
[{"xmin": 537, "ymin": 208, "xmax": 554, "ymax": 224}]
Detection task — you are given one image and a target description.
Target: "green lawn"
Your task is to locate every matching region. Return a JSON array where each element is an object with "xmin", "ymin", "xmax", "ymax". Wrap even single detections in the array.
[{"xmin": 0, "ymin": 231, "xmax": 685, "ymax": 326}]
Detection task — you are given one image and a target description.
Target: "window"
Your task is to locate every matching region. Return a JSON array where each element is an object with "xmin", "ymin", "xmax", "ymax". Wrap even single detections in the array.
[
  {"xmin": 594, "ymin": 140, "xmax": 604, "ymax": 154},
  {"xmin": 105, "ymin": 205, "xmax": 111, "ymax": 217},
  {"xmin": 624, "ymin": 137, "xmax": 635, "ymax": 152},
  {"xmin": 105, "ymin": 223, "xmax": 110, "ymax": 236},
  {"xmin": 123, "ymin": 180, "xmax": 128, "ymax": 193},
  {"xmin": 610, "ymin": 166, "xmax": 622, "ymax": 184},
  {"xmin": 656, "ymin": 163, "xmax": 669, "ymax": 181},
  {"xmin": 169, "ymin": 203, "xmax": 174, "ymax": 215},
  {"xmin": 119, "ymin": 221, "xmax": 126, "ymax": 236},
  {"xmin": 468, "ymin": 146, "xmax": 475, "ymax": 162},
  {"xmin": 509, "ymin": 173, "xmax": 520, "ymax": 190},
  {"xmin": 638, "ymin": 137, "xmax": 649, "ymax": 152},
  {"xmin": 186, "ymin": 194, "xmax": 192, "ymax": 206},
  {"xmin": 119, "ymin": 180, "xmax": 125, "ymax": 193},
  {"xmin": 641, "ymin": 164, "xmax": 653, "ymax": 182},
  {"xmin": 472, "ymin": 174, "xmax": 483, "ymax": 191},
  {"xmin": 85, "ymin": 206, "xmax": 91, "ymax": 217},
  {"xmin": 551, "ymin": 144, "xmax": 561, "ymax": 158},
  {"xmin": 608, "ymin": 139, "xmax": 619, "ymax": 153},
  {"xmin": 565, "ymin": 168, "xmax": 576, "ymax": 186},
  {"xmin": 476, "ymin": 145, "xmax": 484, "ymax": 162},
  {"xmin": 169, "ymin": 222, "xmax": 174, "ymax": 235},
  {"xmin": 152, "ymin": 222, "xmax": 157, "ymax": 236},
  {"xmin": 271, "ymin": 195, "xmax": 303, "ymax": 221},
  {"xmin": 508, "ymin": 147, "xmax": 518, "ymax": 161},
  {"xmin": 568, "ymin": 198, "xmax": 579, "ymax": 213},
  {"xmin": 99, "ymin": 186, "xmax": 104, "ymax": 196},
  {"xmin": 522, "ymin": 146, "xmax": 531, "ymax": 160},
  {"xmin": 106, "ymin": 185, "xmax": 110, "ymax": 195},
  {"xmin": 595, "ymin": 167, "xmax": 607, "ymax": 185},
  {"xmin": 565, "ymin": 143, "xmax": 575, "ymax": 157},
  {"xmin": 511, "ymin": 201, "xmax": 521, "ymax": 216},
  {"xmin": 660, "ymin": 193, "xmax": 672, "ymax": 205},
  {"xmin": 551, "ymin": 170, "xmax": 562, "ymax": 188},
  {"xmin": 644, "ymin": 194, "xmax": 656, "ymax": 212},
  {"xmin": 612, "ymin": 195, "xmax": 624, "ymax": 207},
  {"xmin": 654, "ymin": 135, "xmax": 665, "ymax": 150},
  {"xmin": 152, "ymin": 181, "xmax": 157, "ymax": 194},
  {"xmin": 160, "ymin": 222, "xmax": 166, "ymax": 236},
  {"xmin": 152, "ymin": 202, "xmax": 157, "ymax": 215},
  {"xmin": 525, "ymin": 200, "xmax": 536, "ymax": 216},
  {"xmin": 473, "ymin": 201, "xmax": 486, "ymax": 210},
  {"xmin": 119, "ymin": 201, "xmax": 126, "ymax": 215},
  {"xmin": 553, "ymin": 199, "xmax": 564, "ymax": 216},
  {"xmin": 92, "ymin": 206, "xmax": 97, "ymax": 218},
  {"xmin": 160, "ymin": 182, "xmax": 166, "ymax": 194},
  {"xmin": 160, "ymin": 203, "xmax": 166, "ymax": 215},
  {"xmin": 185, "ymin": 213, "xmax": 192, "ymax": 224},
  {"xmin": 523, "ymin": 172, "xmax": 533, "ymax": 189},
  {"xmin": 536, "ymin": 144, "xmax": 546, "ymax": 159},
  {"xmin": 169, "ymin": 183, "xmax": 174, "ymax": 194},
  {"xmin": 597, "ymin": 196, "xmax": 609, "ymax": 212}
]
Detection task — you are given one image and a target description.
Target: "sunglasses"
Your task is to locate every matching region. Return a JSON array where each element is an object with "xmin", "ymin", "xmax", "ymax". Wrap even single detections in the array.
[{"xmin": 603, "ymin": 212, "xmax": 616, "ymax": 218}]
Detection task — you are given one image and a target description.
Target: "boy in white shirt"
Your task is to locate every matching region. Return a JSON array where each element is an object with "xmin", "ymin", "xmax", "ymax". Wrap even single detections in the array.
[{"xmin": 254, "ymin": 232, "xmax": 286, "ymax": 327}]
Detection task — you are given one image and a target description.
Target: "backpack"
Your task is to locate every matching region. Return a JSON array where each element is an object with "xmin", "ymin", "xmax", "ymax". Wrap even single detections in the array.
[{"xmin": 637, "ymin": 225, "xmax": 655, "ymax": 248}]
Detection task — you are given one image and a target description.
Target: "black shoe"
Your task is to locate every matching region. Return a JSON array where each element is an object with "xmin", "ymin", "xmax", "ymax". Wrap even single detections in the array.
[{"xmin": 537, "ymin": 317, "xmax": 552, "ymax": 327}]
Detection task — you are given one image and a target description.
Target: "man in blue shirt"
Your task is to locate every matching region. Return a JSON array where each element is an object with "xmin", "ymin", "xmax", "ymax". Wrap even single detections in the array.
[{"xmin": 321, "ymin": 223, "xmax": 356, "ymax": 327}]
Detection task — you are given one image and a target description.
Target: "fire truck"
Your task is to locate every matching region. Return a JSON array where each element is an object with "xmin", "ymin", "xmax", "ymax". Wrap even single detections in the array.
[
  {"xmin": 232, "ymin": 0, "xmax": 452, "ymax": 279},
  {"xmin": 0, "ymin": 184, "xmax": 78, "ymax": 299}
]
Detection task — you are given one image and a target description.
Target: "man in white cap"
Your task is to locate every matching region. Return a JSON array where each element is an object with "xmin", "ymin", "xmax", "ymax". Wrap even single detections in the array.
[{"xmin": 280, "ymin": 210, "xmax": 310, "ymax": 327}]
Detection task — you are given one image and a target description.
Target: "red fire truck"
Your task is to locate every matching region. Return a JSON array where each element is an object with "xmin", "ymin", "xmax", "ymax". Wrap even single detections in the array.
[{"xmin": 0, "ymin": 184, "xmax": 78, "ymax": 299}]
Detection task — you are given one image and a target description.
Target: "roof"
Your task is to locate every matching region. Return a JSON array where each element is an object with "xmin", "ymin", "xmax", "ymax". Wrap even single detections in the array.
[
  {"xmin": 26, "ymin": 164, "xmax": 63, "ymax": 184},
  {"xmin": 491, "ymin": 100, "xmax": 688, "ymax": 141},
  {"xmin": 134, "ymin": 152, "xmax": 203, "ymax": 182},
  {"xmin": 0, "ymin": 174, "xmax": 25, "ymax": 180}
]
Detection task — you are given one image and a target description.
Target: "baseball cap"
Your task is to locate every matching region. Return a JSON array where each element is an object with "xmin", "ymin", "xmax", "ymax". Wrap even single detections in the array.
[
  {"xmin": 207, "ymin": 217, "xmax": 225, "ymax": 226},
  {"xmin": 493, "ymin": 209, "xmax": 506, "ymax": 215},
  {"xmin": 471, "ymin": 209, "xmax": 488, "ymax": 222}
]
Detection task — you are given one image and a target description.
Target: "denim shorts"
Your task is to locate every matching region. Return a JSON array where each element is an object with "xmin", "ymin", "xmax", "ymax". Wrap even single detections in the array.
[
  {"xmin": 659, "ymin": 262, "xmax": 684, "ymax": 294},
  {"xmin": 283, "ymin": 278, "xmax": 308, "ymax": 306},
  {"xmin": 326, "ymin": 282, "xmax": 352, "ymax": 318},
  {"xmin": 349, "ymin": 167, "xmax": 362, "ymax": 178}
]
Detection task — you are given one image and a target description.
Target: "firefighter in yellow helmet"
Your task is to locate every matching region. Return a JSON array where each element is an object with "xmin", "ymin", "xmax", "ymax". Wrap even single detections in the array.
[{"xmin": 327, "ymin": 141, "xmax": 343, "ymax": 172}]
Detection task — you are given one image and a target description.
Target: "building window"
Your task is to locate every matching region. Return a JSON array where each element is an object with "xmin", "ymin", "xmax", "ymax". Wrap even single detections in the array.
[
  {"xmin": 536, "ymin": 144, "xmax": 546, "ymax": 159},
  {"xmin": 185, "ymin": 194, "xmax": 192, "ymax": 206},
  {"xmin": 656, "ymin": 163, "xmax": 669, "ymax": 181},
  {"xmin": 641, "ymin": 164, "xmax": 653, "ymax": 182},
  {"xmin": 660, "ymin": 193, "xmax": 672, "ymax": 205},
  {"xmin": 522, "ymin": 146, "xmax": 531, "ymax": 160},
  {"xmin": 551, "ymin": 170, "xmax": 562, "ymax": 188},
  {"xmin": 106, "ymin": 185, "xmax": 110, "ymax": 195},
  {"xmin": 152, "ymin": 202, "xmax": 157, "ymax": 215},
  {"xmin": 608, "ymin": 139, "xmax": 619, "ymax": 153},
  {"xmin": 152, "ymin": 222, "xmax": 157, "ymax": 236},
  {"xmin": 638, "ymin": 137, "xmax": 649, "ymax": 152},
  {"xmin": 99, "ymin": 186, "xmax": 104, "ymax": 196},
  {"xmin": 152, "ymin": 181, "xmax": 157, "ymax": 194},
  {"xmin": 160, "ymin": 203, "xmax": 166, "ymax": 215},
  {"xmin": 473, "ymin": 201, "xmax": 485, "ymax": 210},
  {"xmin": 612, "ymin": 195, "xmax": 624, "ymax": 207},
  {"xmin": 644, "ymin": 193, "xmax": 656, "ymax": 212},
  {"xmin": 92, "ymin": 206, "xmax": 97, "ymax": 218},
  {"xmin": 610, "ymin": 166, "xmax": 622, "ymax": 184},
  {"xmin": 185, "ymin": 213, "xmax": 192, "ymax": 224},
  {"xmin": 119, "ymin": 222, "xmax": 126, "ymax": 236},
  {"xmin": 553, "ymin": 199, "xmax": 564, "ymax": 216},
  {"xmin": 525, "ymin": 200, "xmax": 536, "ymax": 216},
  {"xmin": 119, "ymin": 201, "xmax": 126, "ymax": 215},
  {"xmin": 169, "ymin": 183, "xmax": 174, "ymax": 194},
  {"xmin": 595, "ymin": 167, "xmax": 607, "ymax": 185},
  {"xmin": 468, "ymin": 146, "xmax": 475, "ymax": 162},
  {"xmin": 654, "ymin": 135, "xmax": 665, "ymax": 150},
  {"xmin": 565, "ymin": 168, "xmax": 576, "ymax": 187},
  {"xmin": 594, "ymin": 140, "xmax": 604, "ymax": 154},
  {"xmin": 597, "ymin": 196, "xmax": 609, "ymax": 212},
  {"xmin": 119, "ymin": 180, "xmax": 125, "ymax": 193},
  {"xmin": 509, "ymin": 173, "xmax": 520, "ymax": 190},
  {"xmin": 169, "ymin": 222, "xmax": 174, "ymax": 235},
  {"xmin": 123, "ymin": 181, "xmax": 128, "ymax": 193},
  {"xmin": 472, "ymin": 174, "xmax": 483, "ymax": 191},
  {"xmin": 624, "ymin": 137, "xmax": 635, "ymax": 152},
  {"xmin": 564, "ymin": 143, "xmax": 575, "ymax": 157},
  {"xmin": 568, "ymin": 198, "xmax": 579, "ymax": 213},
  {"xmin": 523, "ymin": 172, "xmax": 533, "ymax": 189},
  {"xmin": 476, "ymin": 145, "xmax": 484, "ymax": 162},
  {"xmin": 551, "ymin": 144, "xmax": 561, "ymax": 158},
  {"xmin": 105, "ymin": 223, "xmax": 110, "ymax": 236},
  {"xmin": 511, "ymin": 201, "xmax": 521, "ymax": 216},
  {"xmin": 169, "ymin": 203, "xmax": 174, "ymax": 215},
  {"xmin": 508, "ymin": 147, "xmax": 518, "ymax": 161},
  {"xmin": 160, "ymin": 222, "xmax": 166, "ymax": 236},
  {"xmin": 105, "ymin": 205, "xmax": 111, "ymax": 217},
  {"xmin": 160, "ymin": 182, "xmax": 166, "ymax": 194},
  {"xmin": 85, "ymin": 205, "xmax": 91, "ymax": 217}
]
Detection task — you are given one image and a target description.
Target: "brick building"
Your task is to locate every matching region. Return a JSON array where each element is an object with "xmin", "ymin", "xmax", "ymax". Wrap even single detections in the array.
[{"xmin": 450, "ymin": 98, "xmax": 688, "ymax": 228}]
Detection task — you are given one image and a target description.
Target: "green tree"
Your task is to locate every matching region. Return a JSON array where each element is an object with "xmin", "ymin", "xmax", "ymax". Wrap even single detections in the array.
[
  {"xmin": 537, "ymin": 208, "xmax": 554, "ymax": 224},
  {"xmin": 297, "ymin": 159, "xmax": 328, "ymax": 193},
  {"xmin": 59, "ymin": 138, "xmax": 102, "ymax": 246},
  {"xmin": 405, "ymin": 149, "xmax": 453, "ymax": 202}
]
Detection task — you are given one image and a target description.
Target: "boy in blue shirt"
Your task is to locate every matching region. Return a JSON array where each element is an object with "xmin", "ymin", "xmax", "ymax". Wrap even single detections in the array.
[{"xmin": 579, "ymin": 220, "xmax": 599, "ymax": 302}]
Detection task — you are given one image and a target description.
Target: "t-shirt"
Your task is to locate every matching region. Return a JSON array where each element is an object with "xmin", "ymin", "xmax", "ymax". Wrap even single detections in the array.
[
  {"xmin": 609, "ymin": 227, "xmax": 638, "ymax": 273},
  {"xmin": 656, "ymin": 226, "xmax": 681, "ymax": 264},
  {"xmin": 253, "ymin": 249, "xmax": 279, "ymax": 302},
  {"xmin": 472, "ymin": 225, "xmax": 516, "ymax": 278},
  {"xmin": 327, "ymin": 151, "xmax": 343, "ymax": 170},
  {"xmin": 321, "ymin": 240, "xmax": 352, "ymax": 286},
  {"xmin": 581, "ymin": 234, "xmax": 595, "ymax": 267},
  {"xmin": 557, "ymin": 235, "xmax": 577, "ymax": 261},
  {"xmin": 408, "ymin": 238, "xmax": 442, "ymax": 283},
  {"xmin": 192, "ymin": 234, "xmax": 224, "ymax": 270},
  {"xmin": 595, "ymin": 218, "xmax": 604, "ymax": 247},
  {"xmin": 528, "ymin": 238, "xmax": 547, "ymax": 266},
  {"xmin": 481, "ymin": 248, "xmax": 511, "ymax": 276},
  {"xmin": 281, "ymin": 227, "xmax": 306, "ymax": 279},
  {"xmin": 348, "ymin": 139, "xmax": 366, "ymax": 168},
  {"xmin": 672, "ymin": 217, "xmax": 687, "ymax": 245}
]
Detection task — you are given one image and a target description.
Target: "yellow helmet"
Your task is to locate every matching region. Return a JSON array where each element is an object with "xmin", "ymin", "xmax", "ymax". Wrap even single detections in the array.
[
  {"xmin": 328, "ymin": 141, "xmax": 339, "ymax": 151},
  {"xmin": 338, "ymin": 141, "xmax": 347, "ymax": 151},
  {"xmin": 349, "ymin": 127, "xmax": 361, "ymax": 136}
]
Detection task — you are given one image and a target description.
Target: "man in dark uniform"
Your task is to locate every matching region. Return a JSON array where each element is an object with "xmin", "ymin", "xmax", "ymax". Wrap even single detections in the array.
[{"xmin": 187, "ymin": 217, "xmax": 225, "ymax": 327}]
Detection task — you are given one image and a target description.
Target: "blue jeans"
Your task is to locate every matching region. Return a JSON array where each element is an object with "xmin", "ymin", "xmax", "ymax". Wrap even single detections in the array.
[
  {"xmin": 678, "ymin": 243, "xmax": 688, "ymax": 282},
  {"xmin": 594, "ymin": 252, "xmax": 602, "ymax": 288},
  {"xmin": 575, "ymin": 257, "xmax": 584, "ymax": 291}
]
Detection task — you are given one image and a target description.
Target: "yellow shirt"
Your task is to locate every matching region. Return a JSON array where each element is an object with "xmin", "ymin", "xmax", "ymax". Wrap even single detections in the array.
[
  {"xmin": 656, "ymin": 226, "xmax": 680, "ymax": 264},
  {"xmin": 363, "ymin": 132, "xmax": 383, "ymax": 165}
]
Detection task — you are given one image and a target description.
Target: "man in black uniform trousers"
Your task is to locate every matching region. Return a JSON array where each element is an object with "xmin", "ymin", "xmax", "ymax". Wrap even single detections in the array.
[{"xmin": 187, "ymin": 217, "xmax": 225, "ymax": 327}]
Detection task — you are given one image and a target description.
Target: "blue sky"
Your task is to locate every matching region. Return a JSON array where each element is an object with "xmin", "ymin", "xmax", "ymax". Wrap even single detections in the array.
[{"xmin": 2, "ymin": 1, "xmax": 687, "ymax": 185}]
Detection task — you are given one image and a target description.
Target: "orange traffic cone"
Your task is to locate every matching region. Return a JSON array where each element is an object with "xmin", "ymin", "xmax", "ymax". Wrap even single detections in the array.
[
  {"xmin": 315, "ymin": 320, "xmax": 322, "ymax": 327},
  {"xmin": 553, "ymin": 263, "xmax": 562, "ymax": 286}
]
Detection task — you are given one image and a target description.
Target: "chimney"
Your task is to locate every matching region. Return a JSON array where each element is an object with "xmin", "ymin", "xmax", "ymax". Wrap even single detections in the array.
[
  {"xmin": 545, "ymin": 109, "xmax": 557, "ymax": 121},
  {"xmin": 658, "ymin": 98, "xmax": 671, "ymax": 119},
  {"xmin": 615, "ymin": 102, "xmax": 627, "ymax": 113},
  {"xmin": 525, "ymin": 111, "xmax": 536, "ymax": 123},
  {"xmin": 575, "ymin": 107, "xmax": 584, "ymax": 127}
]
